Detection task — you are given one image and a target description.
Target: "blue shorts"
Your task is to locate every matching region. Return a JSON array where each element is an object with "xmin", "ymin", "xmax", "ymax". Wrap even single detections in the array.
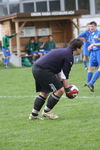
[
  {"xmin": 39, "ymin": 50, "xmax": 49, "ymax": 54},
  {"xmin": 89, "ymin": 50, "xmax": 100, "ymax": 67},
  {"xmin": 28, "ymin": 51, "xmax": 38, "ymax": 55},
  {"xmin": 2, "ymin": 48, "xmax": 11, "ymax": 57}
]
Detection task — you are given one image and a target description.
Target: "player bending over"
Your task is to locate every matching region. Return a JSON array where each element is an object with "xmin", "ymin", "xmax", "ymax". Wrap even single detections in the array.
[{"xmin": 29, "ymin": 38, "xmax": 83, "ymax": 120}]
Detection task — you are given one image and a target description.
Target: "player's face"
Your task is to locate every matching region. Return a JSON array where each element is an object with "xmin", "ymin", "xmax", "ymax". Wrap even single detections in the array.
[
  {"xmin": 74, "ymin": 47, "xmax": 82, "ymax": 55},
  {"xmin": 90, "ymin": 24, "xmax": 97, "ymax": 32},
  {"xmin": 87, "ymin": 24, "xmax": 91, "ymax": 31},
  {"xmin": 5, "ymin": 31, "xmax": 9, "ymax": 35}
]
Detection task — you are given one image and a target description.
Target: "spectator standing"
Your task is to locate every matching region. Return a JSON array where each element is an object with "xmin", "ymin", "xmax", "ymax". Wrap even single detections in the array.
[{"xmin": 2, "ymin": 30, "xmax": 17, "ymax": 68}]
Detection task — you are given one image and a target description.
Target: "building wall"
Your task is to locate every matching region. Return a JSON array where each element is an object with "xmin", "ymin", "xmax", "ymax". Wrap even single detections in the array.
[
  {"xmin": 0, "ymin": 0, "xmax": 100, "ymax": 29},
  {"xmin": 0, "ymin": 0, "xmax": 100, "ymax": 45},
  {"xmin": 0, "ymin": 19, "xmax": 73, "ymax": 52}
]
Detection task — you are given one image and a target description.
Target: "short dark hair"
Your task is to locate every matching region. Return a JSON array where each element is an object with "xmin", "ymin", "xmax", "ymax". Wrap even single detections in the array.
[
  {"xmin": 89, "ymin": 21, "xmax": 97, "ymax": 26},
  {"xmin": 69, "ymin": 38, "xmax": 83, "ymax": 51}
]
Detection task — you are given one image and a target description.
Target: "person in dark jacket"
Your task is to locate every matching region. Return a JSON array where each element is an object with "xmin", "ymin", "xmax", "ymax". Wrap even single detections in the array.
[{"xmin": 29, "ymin": 38, "xmax": 83, "ymax": 120}]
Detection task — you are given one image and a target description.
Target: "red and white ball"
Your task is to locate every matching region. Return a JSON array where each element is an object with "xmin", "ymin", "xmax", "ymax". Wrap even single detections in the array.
[{"xmin": 66, "ymin": 85, "xmax": 79, "ymax": 99}]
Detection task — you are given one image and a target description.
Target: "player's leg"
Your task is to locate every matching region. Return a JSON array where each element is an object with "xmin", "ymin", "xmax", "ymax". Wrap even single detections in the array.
[
  {"xmin": 85, "ymin": 52, "xmax": 94, "ymax": 85},
  {"xmin": 2, "ymin": 48, "xmax": 8, "ymax": 68},
  {"xmin": 83, "ymin": 56, "xmax": 88, "ymax": 70},
  {"xmin": 41, "ymin": 72, "xmax": 64, "ymax": 119},
  {"xmin": 5, "ymin": 50, "xmax": 11, "ymax": 68},
  {"xmin": 86, "ymin": 66, "xmax": 94, "ymax": 83},
  {"xmin": 29, "ymin": 92, "xmax": 48, "ymax": 120},
  {"xmin": 42, "ymin": 87, "xmax": 64, "ymax": 119},
  {"xmin": 87, "ymin": 51, "xmax": 100, "ymax": 91},
  {"xmin": 82, "ymin": 45, "xmax": 89, "ymax": 70}
]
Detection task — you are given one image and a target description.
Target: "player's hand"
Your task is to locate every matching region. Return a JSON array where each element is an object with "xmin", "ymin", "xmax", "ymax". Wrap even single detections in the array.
[
  {"xmin": 65, "ymin": 88, "xmax": 74, "ymax": 99},
  {"xmin": 95, "ymin": 37, "xmax": 100, "ymax": 40},
  {"xmin": 88, "ymin": 44, "xmax": 94, "ymax": 51}
]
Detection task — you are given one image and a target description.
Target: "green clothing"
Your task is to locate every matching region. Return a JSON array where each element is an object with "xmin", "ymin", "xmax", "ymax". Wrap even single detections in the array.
[
  {"xmin": 44, "ymin": 41, "xmax": 56, "ymax": 51},
  {"xmin": 26, "ymin": 42, "xmax": 36, "ymax": 52},
  {"xmin": 35, "ymin": 41, "xmax": 44, "ymax": 51},
  {"xmin": 2, "ymin": 33, "xmax": 16, "ymax": 49}
]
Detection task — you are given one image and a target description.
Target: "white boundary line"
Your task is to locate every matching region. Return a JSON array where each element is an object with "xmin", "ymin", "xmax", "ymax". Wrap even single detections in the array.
[{"xmin": 0, "ymin": 95, "xmax": 100, "ymax": 99}]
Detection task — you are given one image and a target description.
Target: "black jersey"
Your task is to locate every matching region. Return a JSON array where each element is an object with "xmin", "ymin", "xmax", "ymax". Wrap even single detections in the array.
[{"xmin": 35, "ymin": 47, "xmax": 74, "ymax": 79}]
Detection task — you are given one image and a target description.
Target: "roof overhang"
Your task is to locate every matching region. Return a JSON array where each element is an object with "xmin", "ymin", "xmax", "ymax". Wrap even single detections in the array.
[{"xmin": 0, "ymin": 10, "xmax": 87, "ymax": 23}]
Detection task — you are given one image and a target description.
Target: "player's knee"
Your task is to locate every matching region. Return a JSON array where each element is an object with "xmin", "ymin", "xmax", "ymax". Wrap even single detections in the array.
[
  {"xmin": 40, "ymin": 92, "xmax": 49, "ymax": 99},
  {"xmin": 54, "ymin": 87, "xmax": 65, "ymax": 96},
  {"xmin": 88, "ymin": 66, "xmax": 93, "ymax": 72}
]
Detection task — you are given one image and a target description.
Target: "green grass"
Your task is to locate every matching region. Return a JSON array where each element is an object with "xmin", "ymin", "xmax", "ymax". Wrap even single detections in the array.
[{"xmin": 0, "ymin": 63, "xmax": 100, "ymax": 150}]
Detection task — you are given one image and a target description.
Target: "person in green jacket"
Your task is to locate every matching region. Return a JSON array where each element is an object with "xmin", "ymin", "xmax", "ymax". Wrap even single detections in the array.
[
  {"xmin": 2, "ymin": 30, "xmax": 17, "ymax": 68},
  {"xmin": 25, "ymin": 37, "xmax": 38, "ymax": 63},
  {"xmin": 35, "ymin": 37, "xmax": 44, "ymax": 51},
  {"xmin": 44, "ymin": 35, "xmax": 56, "ymax": 52},
  {"xmin": 35, "ymin": 36, "xmax": 45, "ymax": 57}
]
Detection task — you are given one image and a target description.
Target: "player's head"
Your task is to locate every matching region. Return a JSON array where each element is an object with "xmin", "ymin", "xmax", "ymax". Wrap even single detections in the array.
[
  {"xmin": 69, "ymin": 38, "xmax": 83, "ymax": 50},
  {"xmin": 29, "ymin": 37, "xmax": 35, "ymax": 43},
  {"xmin": 89, "ymin": 21, "xmax": 97, "ymax": 32},
  {"xmin": 48, "ymin": 35, "xmax": 53, "ymax": 41},
  {"xmin": 5, "ymin": 30, "xmax": 9, "ymax": 35},
  {"xmin": 86, "ymin": 23, "xmax": 91, "ymax": 31},
  {"xmin": 69, "ymin": 38, "xmax": 83, "ymax": 55}
]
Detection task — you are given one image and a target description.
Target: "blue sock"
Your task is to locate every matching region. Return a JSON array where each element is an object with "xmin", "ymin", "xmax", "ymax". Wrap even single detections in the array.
[
  {"xmin": 7, "ymin": 57, "xmax": 10, "ymax": 65},
  {"xmin": 87, "ymin": 72, "xmax": 93, "ymax": 83},
  {"xmin": 4, "ymin": 58, "xmax": 8, "ymax": 65},
  {"xmin": 89, "ymin": 71, "xmax": 100, "ymax": 85},
  {"xmin": 83, "ymin": 60, "xmax": 87, "ymax": 68}
]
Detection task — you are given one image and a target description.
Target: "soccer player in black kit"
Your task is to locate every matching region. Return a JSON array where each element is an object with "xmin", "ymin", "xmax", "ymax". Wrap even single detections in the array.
[{"xmin": 29, "ymin": 38, "xmax": 83, "ymax": 120}]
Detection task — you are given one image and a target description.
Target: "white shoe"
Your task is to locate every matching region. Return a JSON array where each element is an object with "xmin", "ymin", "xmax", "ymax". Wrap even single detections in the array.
[
  {"xmin": 29, "ymin": 114, "xmax": 44, "ymax": 120},
  {"xmin": 42, "ymin": 111, "xmax": 59, "ymax": 120}
]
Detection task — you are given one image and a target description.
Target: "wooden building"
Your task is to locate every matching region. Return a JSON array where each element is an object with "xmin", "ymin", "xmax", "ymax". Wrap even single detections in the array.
[{"xmin": 0, "ymin": 10, "xmax": 86, "ymax": 56}]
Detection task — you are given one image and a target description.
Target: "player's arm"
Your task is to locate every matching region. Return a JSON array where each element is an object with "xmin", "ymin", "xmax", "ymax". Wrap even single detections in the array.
[
  {"xmin": 62, "ymin": 61, "xmax": 73, "ymax": 91},
  {"xmin": 78, "ymin": 31, "xmax": 87, "ymax": 42},
  {"xmin": 88, "ymin": 43, "xmax": 100, "ymax": 50},
  {"xmin": 57, "ymin": 70, "xmax": 70, "ymax": 88}
]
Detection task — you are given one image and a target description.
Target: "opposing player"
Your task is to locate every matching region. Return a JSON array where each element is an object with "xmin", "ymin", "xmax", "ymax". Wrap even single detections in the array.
[
  {"xmin": 29, "ymin": 38, "xmax": 83, "ymax": 120},
  {"xmin": 78, "ymin": 23, "xmax": 91, "ymax": 70},
  {"xmin": 85, "ymin": 21, "xmax": 100, "ymax": 92}
]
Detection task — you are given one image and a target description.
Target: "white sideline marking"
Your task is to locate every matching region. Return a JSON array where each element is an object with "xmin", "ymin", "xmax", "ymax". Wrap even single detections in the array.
[{"xmin": 0, "ymin": 95, "xmax": 100, "ymax": 99}]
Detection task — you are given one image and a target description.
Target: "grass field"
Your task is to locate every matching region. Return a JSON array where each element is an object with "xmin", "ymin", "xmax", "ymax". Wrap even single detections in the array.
[{"xmin": 0, "ymin": 63, "xmax": 100, "ymax": 150}]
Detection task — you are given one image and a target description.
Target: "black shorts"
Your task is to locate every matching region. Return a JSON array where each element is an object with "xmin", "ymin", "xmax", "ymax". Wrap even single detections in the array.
[{"xmin": 32, "ymin": 64, "xmax": 63, "ymax": 93}]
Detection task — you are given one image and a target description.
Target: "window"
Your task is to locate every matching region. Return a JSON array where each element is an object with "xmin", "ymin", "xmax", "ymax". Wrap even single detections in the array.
[
  {"xmin": 9, "ymin": 3, "xmax": 20, "ymax": 14},
  {"xmin": 36, "ymin": 1, "xmax": 47, "ymax": 12},
  {"xmin": 64, "ymin": 0, "xmax": 76, "ymax": 11},
  {"xmin": 49, "ymin": 0, "xmax": 60, "ymax": 11},
  {"xmin": 95, "ymin": 0, "xmax": 100, "ymax": 14},
  {"xmin": 78, "ymin": 0, "xmax": 90, "ymax": 14},
  {"xmin": 23, "ymin": 3, "xmax": 34, "ymax": 13},
  {"xmin": 0, "ymin": 4, "xmax": 8, "ymax": 16}
]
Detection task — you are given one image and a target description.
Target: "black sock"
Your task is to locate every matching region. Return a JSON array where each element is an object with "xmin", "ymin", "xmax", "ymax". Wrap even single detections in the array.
[
  {"xmin": 32, "ymin": 95, "xmax": 46, "ymax": 116},
  {"xmin": 34, "ymin": 95, "xmax": 46, "ymax": 111},
  {"xmin": 44, "ymin": 93, "xmax": 60, "ymax": 112}
]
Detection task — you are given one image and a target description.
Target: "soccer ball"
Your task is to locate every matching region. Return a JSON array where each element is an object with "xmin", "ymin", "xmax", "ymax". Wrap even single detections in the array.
[{"xmin": 66, "ymin": 85, "xmax": 79, "ymax": 99}]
